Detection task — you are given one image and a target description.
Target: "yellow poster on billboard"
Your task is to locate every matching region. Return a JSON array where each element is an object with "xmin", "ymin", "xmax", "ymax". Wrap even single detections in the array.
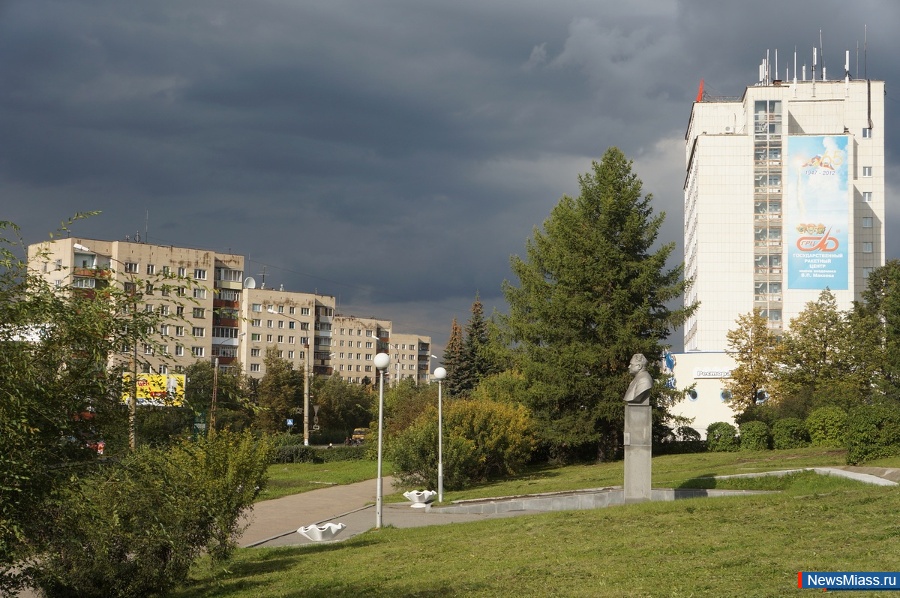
[{"xmin": 122, "ymin": 373, "xmax": 186, "ymax": 406}]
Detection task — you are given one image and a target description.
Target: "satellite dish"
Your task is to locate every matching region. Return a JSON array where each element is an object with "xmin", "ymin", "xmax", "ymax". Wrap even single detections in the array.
[{"xmin": 243, "ymin": 277, "xmax": 257, "ymax": 289}]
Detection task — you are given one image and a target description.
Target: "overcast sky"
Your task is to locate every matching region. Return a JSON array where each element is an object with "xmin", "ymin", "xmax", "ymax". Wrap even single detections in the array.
[{"xmin": 2, "ymin": 0, "xmax": 898, "ymax": 357}]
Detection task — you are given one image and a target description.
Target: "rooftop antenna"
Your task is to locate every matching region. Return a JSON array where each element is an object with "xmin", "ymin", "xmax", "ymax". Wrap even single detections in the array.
[
  {"xmin": 820, "ymin": 30, "xmax": 826, "ymax": 80},
  {"xmin": 864, "ymin": 24, "xmax": 868, "ymax": 80},
  {"xmin": 145, "ymin": 210, "xmax": 149, "ymax": 244},
  {"xmin": 260, "ymin": 266, "xmax": 267, "ymax": 290}
]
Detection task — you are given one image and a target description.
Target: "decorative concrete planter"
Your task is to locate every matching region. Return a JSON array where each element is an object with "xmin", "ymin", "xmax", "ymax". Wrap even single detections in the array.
[
  {"xmin": 403, "ymin": 490, "xmax": 437, "ymax": 508},
  {"xmin": 297, "ymin": 522, "xmax": 346, "ymax": 542}
]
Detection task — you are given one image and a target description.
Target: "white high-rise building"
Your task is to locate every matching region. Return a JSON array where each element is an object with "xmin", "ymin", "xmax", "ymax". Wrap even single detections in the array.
[
  {"xmin": 683, "ymin": 52, "xmax": 885, "ymax": 352},
  {"xmin": 670, "ymin": 49, "xmax": 886, "ymax": 435}
]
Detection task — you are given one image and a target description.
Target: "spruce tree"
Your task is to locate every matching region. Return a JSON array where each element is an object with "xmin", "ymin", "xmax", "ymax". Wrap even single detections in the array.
[
  {"xmin": 502, "ymin": 147, "xmax": 695, "ymax": 460},
  {"xmin": 442, "ymin": 318, "xmax": 466, "ymax": 397}
]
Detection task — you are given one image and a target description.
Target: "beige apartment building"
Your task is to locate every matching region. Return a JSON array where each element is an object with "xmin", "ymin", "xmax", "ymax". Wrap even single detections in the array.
[
  {"xmin": 28, "ymin": 237, "xmax": 433, "ymax": 384},
  {"xmin": 28, "ymin": 237, "xmax": 244, "ymax": 375},
  {"xmin": 389, "ymin": 332, "xmax": 433, "ymax": 385},
  {"xmin": 237, "ymin": 287, "xmax": 336, "ymax": 379},
  {"xmin": 331, "ymin": 315, "xmax": 392, "ymax": 384}
]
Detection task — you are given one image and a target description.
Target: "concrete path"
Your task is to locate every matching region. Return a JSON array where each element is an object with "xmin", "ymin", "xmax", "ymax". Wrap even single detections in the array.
[{"xmin": 242, "ymin": 476, "xmax": 539, "ymax": 548}]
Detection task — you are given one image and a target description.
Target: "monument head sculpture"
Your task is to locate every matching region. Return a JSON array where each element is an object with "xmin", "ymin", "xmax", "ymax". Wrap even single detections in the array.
[{"xmin": 624, "ymin": 353, "xmax": 652, "ymax": 405}]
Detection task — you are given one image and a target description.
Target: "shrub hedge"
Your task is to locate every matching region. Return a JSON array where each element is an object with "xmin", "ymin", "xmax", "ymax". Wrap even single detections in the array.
[
  {"xmin": 805, "ymin": 406, "xmax": 848, "ymax": 447},
  {"xmin": 706, "ymin": 422, "xmax": 739, "ymax": 452},
  {"xmin": 846, "ymin": 403, "xmax": 900, "ymax": 464},
  {"xmin": 739, "ymin": 421, "xmax": 770, "ymax": 451},
  {"xmin": 771, "ymin": 417, "xmax": 810, "ymax": 449}
]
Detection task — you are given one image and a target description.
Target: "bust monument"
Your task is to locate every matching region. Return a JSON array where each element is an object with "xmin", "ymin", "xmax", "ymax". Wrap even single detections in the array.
[{"xmin": 623, "ymin": 353, "xmax": 652, "ymax": 405}]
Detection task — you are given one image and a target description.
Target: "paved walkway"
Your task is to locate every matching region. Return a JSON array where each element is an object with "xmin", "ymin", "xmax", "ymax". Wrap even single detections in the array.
[
  {"xmin": 241, "ymin": 466, "xmax": 900, "ymax": 549},
  {"xmin": 241, "ymin": 476, "xmax": 538, "ymax": 548}
]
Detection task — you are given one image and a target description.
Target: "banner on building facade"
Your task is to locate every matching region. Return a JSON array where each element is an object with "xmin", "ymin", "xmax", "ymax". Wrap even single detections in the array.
[
  {"xmin": 122, "ymin": 373, "xmax": 186, "ymax": 406},
  {"xmin": 785, "ymin": 135, "xmax": 849, "ymax": 290}
]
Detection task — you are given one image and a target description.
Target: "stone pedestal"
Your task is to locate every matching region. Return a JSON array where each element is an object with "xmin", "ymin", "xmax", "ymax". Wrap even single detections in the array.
[{"xmin": 624, "ymin": 403, "xmax": 652, "ymax": 503}]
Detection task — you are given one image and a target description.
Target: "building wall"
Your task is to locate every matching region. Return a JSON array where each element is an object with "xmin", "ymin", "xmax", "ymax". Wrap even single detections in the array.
[
  {"xmin": 28, "ymin": 237, "xmax": 244, "ymax": 374},
  {"xmin": 239, "ymin": 289, "xmax": 335, "ymax": 379},
  {"xmin": 667, "ymin": 352, "xmax": 738, "ymax": 438},
  {"xmin": 389, "ymin": 332, "xmax": 432, "ymax": 385},
  {"xmin": 685, "ymin": 77, "xmax": 885, "ymax": 352},
  {"xmin": 331, "ymin": 315, "xmax": 391, "ymax": 384}
]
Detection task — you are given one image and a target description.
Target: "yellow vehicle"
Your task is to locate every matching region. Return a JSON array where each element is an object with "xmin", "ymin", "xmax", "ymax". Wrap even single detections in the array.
[{"xmin": 351, "ymin": 428, "xmax": 368, "ymax": 443}]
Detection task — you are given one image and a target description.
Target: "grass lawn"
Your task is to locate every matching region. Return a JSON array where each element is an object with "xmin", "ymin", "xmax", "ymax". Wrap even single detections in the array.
[
  {"xmin": 178, "ymin": 449, "xmax": 900, "ymax": 597},
  {"xmin": 261, "ymin": 460, "xmax": 393, "ymax": 502}
]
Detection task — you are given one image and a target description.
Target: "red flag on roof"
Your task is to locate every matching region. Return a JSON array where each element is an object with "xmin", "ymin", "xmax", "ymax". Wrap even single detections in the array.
[{"xmin": 695, "ymin": 79, "xmax": 704, "ymax": 102}]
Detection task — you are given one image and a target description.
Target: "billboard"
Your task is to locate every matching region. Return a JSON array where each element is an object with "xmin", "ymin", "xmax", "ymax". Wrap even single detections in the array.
[
  {"xmin": 122, "ymin": 373, "xmax": 186, "ymax": 406},
  {"xmin": 785, "ymin": 135, "xmax": 849, "ymax": 290}
]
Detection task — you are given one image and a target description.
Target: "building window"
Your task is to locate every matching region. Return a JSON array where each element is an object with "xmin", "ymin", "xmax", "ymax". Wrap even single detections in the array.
[
  {"xmin": 191, "ymin": 346, "xmax": 205, "ymax": 357},
  {"xmin": 124, "ymin": 262, "xmax": 138, "ymax": 273},
  {"xmin": 863, "ymin": 191, "xmax": 873, "ymax": 202},
  {"xmin": 177, "ymin": 267, "xmax": 186, "ymax": 277},
  {"xmin": 146, "ymin": 264, "xmax": 155, "ymax": 275},
  {"xmin": 863, "ymin": 128, "xmax": 872, "ymax": 138},
  {"xmin": 266, "ymin": 334, "xmax": 273, "ymax": 343},
  {"xmin": 267, "ymin": 320, "xmax": 273, "ymax": 328},
  {"xmin": 288, "ymin": 351, "xmax": 294, "ymax": 359},
  {"xmin": 192, "ymin": 326, "xmax": 205, "ymax": 337},
  {"xmin": 124, "ymin": 282, "xmax": 137, "ymax": 294},
  {"xmin": 251, "ymin": 333, "xmax": 261, "ymax": 341},
  {"xmin": 175, "ymin": 326, "xmax": 185, "ymax": 337},
  {"xmin": 863, "ymin": 242, "xmax": 874, "ymax": 253},
  {"xmin": 278, "ymin": 321, "xmax": 284, "ymax": 329},
  {"xmin": 177, "ymin": 287, "xmax": 186, "ymax": 297},
  {"xmin": 176, "ymin": 306, "xmax": 184, "ymax": 317},
  {"xmin": 144, "ymin": 304, "xmax": 154, "ymax": 313},
  {"xmin": 193, "ymin": 269, "xmax": 207, "ymax": 280},
  {"xmin": 251, "ymin": 319, "xmax": 260, "ymax": 327},
  {"xmin": 288, "ymin": 336, "xmax": 295, "ymax": 344},
  {"xmin": 192, "ymin": 308, "xmax": 205, "ymax": 318},
  {"xmin": 278, "ymin": 305, "xmax": 284, "ymax": 314},
  {"xmin": 863, "ymin": 217, "xmax": 873, "ymax": 228},
  {"xmin": 301, "ymin": 308, "xmax": 310, "ymax": 315},
  {"xmin": 289, "ymin": 306, "xmax": 295, "ymax": 315},
  {"xmin": 158, "ymin": 364, "xmax": 168, "ymax": 374},
  {"xmin": 277, "ymin": 335, "xmax": 284, "ymax": 343},
  {"xmin": 193, "ymin": 288, "xmax": 207, "ymax": 299},
  {"xmin": 159, "ymin": 324, "xmax": 169, "ymax": 335},
  {"xmin": 250, "ymin": 364, "xmax": 261, "ymax": 372},
  {"xmin": 144, "ymin": 344, "xmax": 154, "ymax": 355},
  {"xmin": 159, "ymin": 305, "xmax": 169, "ymax": 316},
  {"xmin": 278, "ymin": 350, "xmax": 284, "ymax": 358},
  {"xmin": 863, "ymin": 267, "xmax": 874, "ymax": 278},
  {"xmin": 863, "ymin": 166, "xmax": 872, "ymax": 177},
  {"xmin": 289, "ymin": 321, "xmax": 295, "ymax": 329},
  {"xmin": 252, "ymin": 303, "xmax": 262, "ymax": 312},
  {"xmin": 251, "ymin": 348, "xmax": 261, "ymax": 357}
]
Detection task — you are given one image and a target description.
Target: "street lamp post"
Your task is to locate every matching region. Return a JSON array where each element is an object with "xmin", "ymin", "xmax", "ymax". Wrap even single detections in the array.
[
  {"xmin": 373, "ymin": 352, "xmax": 390, "ymax": 528},
  {"xmin": 433, "ymin": 366, "xmax": 447, "ymax": 502}
]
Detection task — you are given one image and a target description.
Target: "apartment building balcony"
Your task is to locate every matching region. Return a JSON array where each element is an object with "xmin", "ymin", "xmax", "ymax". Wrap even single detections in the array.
[
  {"xmin": 73, "ymin": 266, "xmax": 112, "ymax": 279},
  {"xmin": 214, "ymin": 316, "xmax": 239, "ymax": 328},
  {"xmin": 215, "ymin": 279, "xmax": 243, "ymax": 291},
  {"xmin": 213, "ymin": 298, "xmax": 239, "ymax": 309}
]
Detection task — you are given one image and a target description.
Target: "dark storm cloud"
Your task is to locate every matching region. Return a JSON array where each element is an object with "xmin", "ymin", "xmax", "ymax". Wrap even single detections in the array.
[{"xmin": 2, "ymin": 0, "xmax": 898, "ymax": 354}]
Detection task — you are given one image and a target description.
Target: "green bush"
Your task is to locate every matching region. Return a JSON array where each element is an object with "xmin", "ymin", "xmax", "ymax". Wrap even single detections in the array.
[
  {"xmin": 706, "ymin": 422, "xmax": 739, "ymax": 452},
  {"xmin": 805, "ymin": 406, "xmax": 848, "ymax": 447},
  {"xmin": 846, "ymin": 403, "xmax": 900, "ymax": 465},
  {"xmin": 739, "ymin": 421, "xmax": 770, "ymax": 451},
  {"xmin": 271, "ymin": 444, "xmax": 321, "ymax": 464},
  {"xmin": 390, "ymin": 398, "xmax": 535, "ymax": 491},
  {"xmin": 771, "ymin": 417, "xmax": 810, "ymax": 449},
  {"xmin": 30, "ymin": 431, "xmax": 271, "ymax": 597}
]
